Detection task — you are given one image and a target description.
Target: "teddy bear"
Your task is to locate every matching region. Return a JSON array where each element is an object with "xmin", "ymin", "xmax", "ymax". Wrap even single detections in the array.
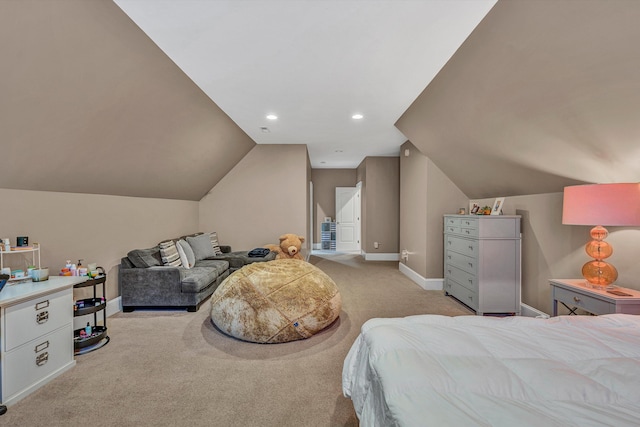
[{"xmin": 264, "ymin": 234, "xmax": 306, "ymax": 261}]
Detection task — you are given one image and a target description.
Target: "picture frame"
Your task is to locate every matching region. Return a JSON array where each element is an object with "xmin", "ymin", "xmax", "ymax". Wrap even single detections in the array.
[
  {"xmin": 469, "ymin": 201, "xmax": 480, "ymax": 215},
  {"xmin": 323, "ymin": 217, "xmax": 332, "ymax": 223},
  {"xmin": 491, "ymin": 197, "xmax": 505, "ymax": 215}
]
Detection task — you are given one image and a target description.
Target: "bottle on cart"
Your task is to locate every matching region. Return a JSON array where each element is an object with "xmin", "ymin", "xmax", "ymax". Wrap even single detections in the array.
[{"xmin": 85, "ymin": 322, "xmax": 92, "ymax": 336}]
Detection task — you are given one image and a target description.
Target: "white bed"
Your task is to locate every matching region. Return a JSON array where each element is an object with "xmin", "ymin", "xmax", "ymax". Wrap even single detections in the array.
[{"xmin": 342, "ymin": 314, "xmax": 640, "ymax": 427}]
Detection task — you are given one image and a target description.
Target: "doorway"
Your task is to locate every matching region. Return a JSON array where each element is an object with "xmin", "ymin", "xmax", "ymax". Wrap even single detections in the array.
[{"xmin": 335, "ymin": 186, "xmax": 361, "ymax": 252}]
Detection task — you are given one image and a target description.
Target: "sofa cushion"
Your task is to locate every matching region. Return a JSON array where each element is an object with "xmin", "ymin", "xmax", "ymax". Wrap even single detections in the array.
[
  {"xmin": 159, "ymin": 240, "xmax": 182, "ymax": 267},
  {"xmin": 127, "ymin": 247, "xmax": 162, "ymax": 268},
  {"xmin": 209, "ymin": 232, "xmax": 224, "ymax": 255},
  {"xmin": 187, "ymin": 234, "xmax": 216, "ymax": 261},
  {"xmin": 176, "ymin": 239, "xmax": 196, "ymax": 269},
  {"xmin": 181, "ymin": 266, "xmax": 222, "ymax": 293},
  {"xmin": 194, "ymin": 259, "xmax": 230, "ymax": 277}
]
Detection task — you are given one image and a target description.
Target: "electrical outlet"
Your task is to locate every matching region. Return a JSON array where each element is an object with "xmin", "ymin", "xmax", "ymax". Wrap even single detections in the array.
[{"xmin": 374, "ymin": 242, "xmax": 379, "ymax": 249}]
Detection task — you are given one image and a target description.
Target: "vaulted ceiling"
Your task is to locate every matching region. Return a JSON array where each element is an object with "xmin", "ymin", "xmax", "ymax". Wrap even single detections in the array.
[
  {"xmin": 2, "ymin": 1, "xmax": 638, "ymax": 201},
  {"xmin": 397, "ymin": 0, "xmax": 640, "ymax": 198}
]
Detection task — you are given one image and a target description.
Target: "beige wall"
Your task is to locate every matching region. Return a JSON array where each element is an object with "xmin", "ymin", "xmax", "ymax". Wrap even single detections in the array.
[
  {"xmin": 310, "ymin": 169, "xmax": 357, "ymax": 244},
  {"xmin": 199, "ymin": 144, "xmax": 310, "ymax": 254},
  {"xmin": 0, "ymin": 0, "xmax": 254, "ymax": 201},
  {"xmin": 399, "ymin": 141, "xmax": 467, "ymax": 278},
  {"xmin": 0, "ymin": 188, "xmax": 198, "ymax": 300},
  {"xmin": 471, "ymin": 193, "xmax": 640, "ymax": 315},
  {"xmin": 358, "ymin": 157, "xmax": 400, "ymax": 254}
]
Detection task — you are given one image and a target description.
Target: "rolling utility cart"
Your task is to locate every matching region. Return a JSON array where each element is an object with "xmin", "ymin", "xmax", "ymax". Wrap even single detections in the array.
[{"xmin": 73, "ymin": 267, "xmax": 109, "ymax": 355}]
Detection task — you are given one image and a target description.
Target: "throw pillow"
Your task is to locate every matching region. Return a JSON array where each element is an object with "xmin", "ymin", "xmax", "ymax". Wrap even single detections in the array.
[
  {"xmin": 186, "ymin": 234, "xmax": 216, "ymax": 261},
  {"xmin": 176, "ymin": 239, "xmax": 195, "ymax": 268},
  {"xmin": 127, "ymin": 247, "xmax": 163, "ymax": 268},
  {"xmin": 159, "ymin": 240, "xmax": 182, "ymax": 267},
  {"xmin": 209, "ymin": 232, "xmax": 223, "ymax": 255}
]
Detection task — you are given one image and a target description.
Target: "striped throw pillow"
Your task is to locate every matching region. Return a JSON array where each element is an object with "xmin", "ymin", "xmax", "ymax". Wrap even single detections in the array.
[
  {"xmin": 159, "ymin": 240, "xmax": 182, "ymax": 267},
  {"xmin": 209, "ymin": 232, "xmax": 223, "ymax": 255}
]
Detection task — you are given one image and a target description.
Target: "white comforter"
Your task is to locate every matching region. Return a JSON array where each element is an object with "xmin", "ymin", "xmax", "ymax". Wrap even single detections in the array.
[{"xmin": 342, "ymin": 314, "xmax": 640, "ymax": 427}]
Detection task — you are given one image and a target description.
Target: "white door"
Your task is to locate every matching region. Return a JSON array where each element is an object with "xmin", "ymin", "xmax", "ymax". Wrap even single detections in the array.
[{"xmin": 336, "ymin": 187, "xmax": 360, "ymax": 252}]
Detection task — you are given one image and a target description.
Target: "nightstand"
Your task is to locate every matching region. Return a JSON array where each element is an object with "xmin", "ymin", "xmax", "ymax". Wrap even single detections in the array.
[{"xmin": 549, "ymin": 279, "xmax": 640, "ymax": 316}]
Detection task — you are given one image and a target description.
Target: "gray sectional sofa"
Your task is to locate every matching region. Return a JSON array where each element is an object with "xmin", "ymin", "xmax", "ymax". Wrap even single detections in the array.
[{"xmin": 119, "ymin": 233, "xmax": 276, "ymax": 312}]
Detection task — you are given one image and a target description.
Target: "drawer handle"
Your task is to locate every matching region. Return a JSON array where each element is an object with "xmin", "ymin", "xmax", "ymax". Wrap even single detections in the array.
[
  {"xmin": 447, "ymin": 241, "xmax": 452, "ymax": 245},
  {"xmin": 468, "ymin": 262, "xmax": 473, "ymax": 267},
  {"xmin": 447, "ymin": 270, "xmax": 451, "ymax": 274},
  {"xmin": 36, "ymin": 310, "xmax": 49, "ymax": 324},
  {"xmin": 468, "ymin": 246, "xmax": 474, "ymax": 251},
  {"xmin": 573, "ymin": 297, "xmax": 581, "ymax": 303},
  {"xmin": 35, "ymin": 340, "xmax": 50, "ymax": 353},
  {"xmin": 447, "ymin": 255, "xmax": 451, "ymax": 259},
  {"xmin": 449, "ymin": 227, "xmax": 454, "ymax": 232},
  {"xmin": 35, "ymin": 300, "xmax": 50, "ymax": 310},
  {"xmin": 465, "ymin": 221, "xmax": 470, "ymax": 225},
  {"xmin": 465, "ymin": 230, "xmax": 470, "ymax": 234},
  {"xmin": 468, "ymin": 279, "xmax": 473, "ymax": 283},
  {"xmin": 36, "ymin": 352, "xmax": 49, "ymax": 367}
]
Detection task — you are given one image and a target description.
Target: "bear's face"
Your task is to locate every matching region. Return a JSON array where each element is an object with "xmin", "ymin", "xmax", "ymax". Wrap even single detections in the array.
[{"xmin": 279, "ymin": 234, "xmax": 305, "ymax": 256}]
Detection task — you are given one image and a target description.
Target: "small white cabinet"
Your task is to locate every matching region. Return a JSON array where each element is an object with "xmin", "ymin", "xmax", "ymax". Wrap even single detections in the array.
[
  {"xmin": 0, "ymin": 276, "xmax": 84, "ymax": 406},
  {"xmin": 443, "ymin": 215, "xmax": 521, "ymax": 315}
]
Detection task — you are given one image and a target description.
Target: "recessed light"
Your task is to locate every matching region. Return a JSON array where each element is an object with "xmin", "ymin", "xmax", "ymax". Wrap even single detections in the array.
[
  {"xmin": 352, "ymin": 114, "xmax": 363, "ymax": 120},
  {"xmin": 266, "ymin": 114, "xmax": 278, "ymax": 120}
]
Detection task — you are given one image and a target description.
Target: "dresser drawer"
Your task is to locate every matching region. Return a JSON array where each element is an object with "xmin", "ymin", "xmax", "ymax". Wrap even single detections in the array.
[
  {"xmin": 445, "ymin": 235, "xmax": 478, "ymax": 257},
  {"xmin": 446, "ymin": 279, "xmax": 478, "ymax": 311},
  {"xmin": 553, "ymin": 287, "xmax": 614, "ymax": 315},
  {"xmin": 445, "ymin": 264, "xmax": 477, "ymax": 292},
  {"xmin": 445, "ymin": 250, "xmax": 477, "ymax": 275},
  {"xmin": 445, "ymin": 217, "xmax": 461, "ymax": 227},
  {"xmin": 3, "ymin": 324, "xmax": 74, "ymax": 400},
  {"xmin": 444, "ymin": 225, "xmax": 461, "ymax": 234},
  {"xmin": 5, "ymin": 288, "xmax": 73, "ymax": 351}
]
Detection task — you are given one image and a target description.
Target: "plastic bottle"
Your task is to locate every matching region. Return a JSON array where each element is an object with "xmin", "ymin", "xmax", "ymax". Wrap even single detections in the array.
[
  {"xmin": 85, "ymin": 322, "xmax": 92, "ymax": 336},
  {"xmin": 70, "ymin": 264, "xmax": 77, "ymax": 276}
]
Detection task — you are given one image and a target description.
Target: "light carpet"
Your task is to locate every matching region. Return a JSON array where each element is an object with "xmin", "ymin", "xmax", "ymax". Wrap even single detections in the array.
[{"xmin": 2, "ymin": 254, "xmax": 472, "ymax": 426}]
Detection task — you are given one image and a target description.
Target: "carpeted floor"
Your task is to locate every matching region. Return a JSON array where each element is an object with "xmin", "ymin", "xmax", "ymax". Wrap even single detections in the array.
[{"xmin": 2, "ymin": 253, "xmax": 472, "ymax": 426}]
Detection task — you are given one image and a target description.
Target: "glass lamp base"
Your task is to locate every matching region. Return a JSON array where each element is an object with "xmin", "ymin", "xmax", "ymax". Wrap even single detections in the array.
[{"xmin": 582, "ymin": 260, "xmax": 618, "ymax": 287}]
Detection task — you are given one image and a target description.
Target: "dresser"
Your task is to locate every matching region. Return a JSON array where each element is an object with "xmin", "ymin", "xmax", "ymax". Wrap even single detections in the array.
[
  {"xmin": 443, "ymin": 215, "xmax": 521, "ymax": 315},
  {"xmin": 0, "ymin": 276, "xmax": 84, "ymax": 406}
]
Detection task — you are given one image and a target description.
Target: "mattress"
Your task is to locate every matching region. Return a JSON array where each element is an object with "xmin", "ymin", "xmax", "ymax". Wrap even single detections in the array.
[{"xmin": 342, "ymin": 314, "xmax": 640, "ymax": 427}]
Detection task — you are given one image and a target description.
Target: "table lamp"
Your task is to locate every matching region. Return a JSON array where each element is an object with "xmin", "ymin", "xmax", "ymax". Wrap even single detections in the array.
[{"xmin": 562, "ymin": 183, "xmax": 640, "ymax": 287}]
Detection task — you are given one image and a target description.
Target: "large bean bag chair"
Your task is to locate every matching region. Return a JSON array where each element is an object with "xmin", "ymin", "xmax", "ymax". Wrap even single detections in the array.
[{"xmin": 210, "ymin": 259, "xmax": 342, "ymax": 343}]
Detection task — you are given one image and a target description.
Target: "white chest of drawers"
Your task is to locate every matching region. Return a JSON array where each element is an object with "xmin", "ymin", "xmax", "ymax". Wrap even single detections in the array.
[
  {"xmin": 1, "ymin": 276, "xmax": 85, "ymax": 406},
  {"xmin": 444, "ymin": 215, "xmax": 522, "ymax": 315}
]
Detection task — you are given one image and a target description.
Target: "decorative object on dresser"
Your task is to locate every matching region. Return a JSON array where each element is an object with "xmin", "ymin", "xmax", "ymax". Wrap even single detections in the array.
[
  {"xmin": 562, "ymin": 183, "xmax": 640, "ymax": 288},
  {"xmin": 549, "ymin": 279, "xmax": 640, "ymax": 316},
  {"xmin": 0, "ymin": 276, "xmax": 86, "ymax": 409},
  {"xmin": 490, "ymin": 197, "xmax": 505, "ymax": 215},
  {"xmin": 443, "ymin": 215, "xmax": 521, "ymax": 315}
]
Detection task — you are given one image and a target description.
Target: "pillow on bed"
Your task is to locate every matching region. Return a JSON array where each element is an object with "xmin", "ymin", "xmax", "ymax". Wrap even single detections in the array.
[
  {"xmin": 186, "ymin": 234, "xmax": 216, "ymax": 261},
  {"xmin": 176, "ymin": 239, "xmax": 195, "ymax": 269}
]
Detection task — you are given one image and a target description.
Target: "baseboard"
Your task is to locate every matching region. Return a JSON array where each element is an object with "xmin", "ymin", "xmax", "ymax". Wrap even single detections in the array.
[
  {"xmin": 73, "ymin": 296, "xmax": 122, "ymax": 329},
  {"xmin": 398, "ymin": 262, "xmax": 443, "ymax": 290},
  {"xmin": 363, "ymin": 252, "xmax": 400, "ymax": 261},
  {"xmin": 520, "ymin": 303, "xmax": 550, "ymax": 318}
]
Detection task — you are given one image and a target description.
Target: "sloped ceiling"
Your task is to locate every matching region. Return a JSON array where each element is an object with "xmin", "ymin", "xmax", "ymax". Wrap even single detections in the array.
[
  {"xmin": 397, "ymin": 0, "xmax": 640, "ymax": 199},
  {"xmin": 113, "ymin": 0, "xmax": 496, "ymax": 169},
  {"xmin": 0, "ymin": 0, "xmax": 254, "ymax": 201}
]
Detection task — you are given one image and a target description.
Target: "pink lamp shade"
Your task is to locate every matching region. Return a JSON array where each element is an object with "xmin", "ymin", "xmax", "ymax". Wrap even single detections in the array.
[
  {"xmin": 562, "ymin": 183, "xmax": 640, "ymax": 287},
  {"xmin": 562, "ymin": 183, "xmax": 640, "ymax": 226}
]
